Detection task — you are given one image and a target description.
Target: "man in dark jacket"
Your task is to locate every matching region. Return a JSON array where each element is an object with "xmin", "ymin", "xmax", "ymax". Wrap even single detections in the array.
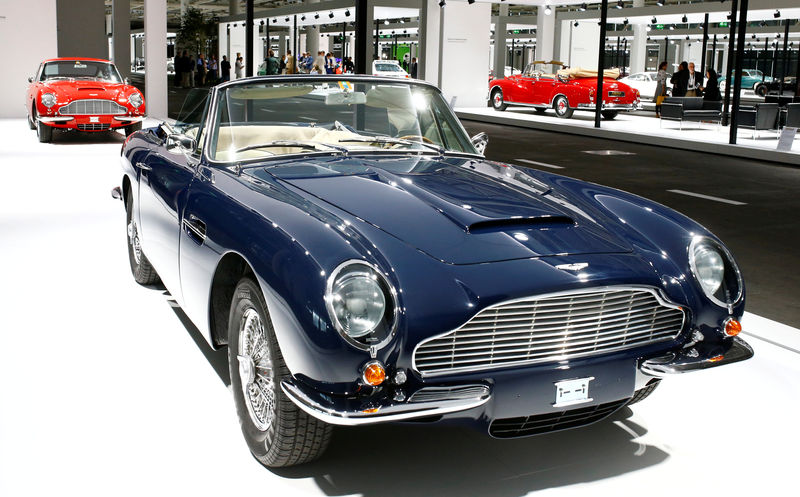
[
  {"xmin": 220, "ymin": 55, "xmax": 231, "ymax": 82},
  {"xmin": 686, "ymin": 62, "xmax": 703, "ymax": 96},
  {"xmin": 670, "ymin": 61, "xmax": 690, "ymax": 97}
]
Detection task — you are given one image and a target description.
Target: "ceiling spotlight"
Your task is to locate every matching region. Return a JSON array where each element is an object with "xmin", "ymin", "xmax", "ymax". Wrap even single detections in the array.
[
  {"xmin": 574, "ymin": 21, "xmax": 579, "ymax": 27},
  {"xmin": 285, "ymin": 17, "xmax": 289, "ymax": 22},
  {"xmin": 345, "ymin": 9, "xmax": 351, "ymax": 17},
  {"xmin": 468, "ymin": 0, "xmax": 475, "ymax": 4},
  {"xmin": 259, "ymin": 20, "xmax": 264, "ymax": 26},
  {"xmin": 439, "ymin": 0, "xmax": 446, "ymax": 6},
  {"xmin": 682, "ymin": 15, "xmax": 688, "ymax": 23},
  {"xmin": 623, "ymin": 18, "xmax": 629, "ymax": 25},
  {"xmin": 400, "ymin": 19, "xmax": 404, "ymax": 24},
  {"xmin": 685, "ymin": 35, "xmax": 690, "ymax": 40},
  {"xmin": 579, "ymin": 3, "xmax": 587, "ymax": 11},
  {"xmin": 544, "ymin": 6, "xmax": 552, "ymax": 15},
  {"xmin": 272, "ymin": 18, "xmax": 277, "ymax": 23},
  {"xmin": 759, "ymin": 20, "xmax": 767, "ymax": 27},
  {"xmin": 751, "ymin": 34, "xmax": 756, "ymax": 39},
  {"xmin": 774, "ymin": 10, "xmax": 781, "ymax": 18},
  {"xmin": 651, "ymin": 17, "xmax": 657, "ymax": 24},
  {"xmin": 329, "ymin": 12, "xmax": 334, "ymax": 19},
  {"xmin": 616, "ymin": 0, "xmax": 623, "ymax": 9},
  {"xmin": 300, "ymin": 15, "xmax": 305, "ymax": 21},
  {"xmin": 669, "ymin": 24, "xmax": 675, "ymax": 30},
  {"xmin": 314, "ymin": 13, "xmax": 320, "ymax": 20}
]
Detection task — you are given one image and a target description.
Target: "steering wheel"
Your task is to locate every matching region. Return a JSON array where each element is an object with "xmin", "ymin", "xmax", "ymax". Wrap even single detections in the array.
[{"xmin": 398, "ymin": 134, "xmax": 435, "ymax": 145}]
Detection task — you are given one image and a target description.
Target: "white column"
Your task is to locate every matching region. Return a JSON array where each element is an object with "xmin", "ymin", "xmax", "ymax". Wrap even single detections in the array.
[
  {"xmin": 537, "ymin": 5, "xmax": 556, "ymax": 61},
  {"xmin": 229, "ymin": 0, "xmax": 240, "ymax": 17},
  {"xmin": 419, "ymin": 0, "xmax": 441, "ymax": 84},
  {"xmin": 629, "ymin": 0, "xmax": 646, "ymax": 74},
  {"xmin": 144, "ymin": 0, "xmax": 167, "ymax": 118},
  {"xmin": 306, "ymin": 0, "xmax": 320, "ymax": 56},
  {"xmin": 438, "ymin": 1, "xmax": 491, "ymax": 107},
  {"xmin": 112, "ymin": 0, "xmax": 131, "ymax": 79},
  {"xmin": 493, "ymin": 4, "xmax": 508, "ymax": 79}
]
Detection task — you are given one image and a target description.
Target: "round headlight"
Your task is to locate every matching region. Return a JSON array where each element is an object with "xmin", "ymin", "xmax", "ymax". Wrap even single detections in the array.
[
  {"xmin": 41, "ymin": 92, "xmax": 56, "ymax": 108},
  {"xmin": 325, "ymin": 260, "xmax": 397, "ymax": 350},
  {"xmin": 688, "ymin": 237, "xmax": 743, "ymax": 308},
  {"xmin": 129, "ymin": 92, "xmax": 143, "ymax": 108}
]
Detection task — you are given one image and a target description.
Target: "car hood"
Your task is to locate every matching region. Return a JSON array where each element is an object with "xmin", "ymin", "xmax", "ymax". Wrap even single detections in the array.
[
  {"xmin": 267, "ymin": 156, "xmax": 633, "ymax": 265},
  {"xmin": 41, "ymin": 79, "xmax": 134, "ymax": 100}
]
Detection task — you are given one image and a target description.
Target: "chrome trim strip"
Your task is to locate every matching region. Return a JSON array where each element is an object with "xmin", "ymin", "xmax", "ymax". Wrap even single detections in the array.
[
  {"xmin": 412, "ymin": 286, "xmax": 686, "ymax": 377},
  {"xmin": 280, "ymin": 380, "xmax": 491, "ymax": 426},
  {"xmin": 113, "ymin": 116, "xmax": 145, "ymax": 122}
]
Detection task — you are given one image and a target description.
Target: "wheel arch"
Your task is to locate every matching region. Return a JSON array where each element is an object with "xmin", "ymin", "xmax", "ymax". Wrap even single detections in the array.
[
  {"xmin": 208, "ymin": 251, "xmax": 256, "ymax": 348},
  {"xmin": 551, "ymin": 92, "xmax": 571, "ymax": 107}
]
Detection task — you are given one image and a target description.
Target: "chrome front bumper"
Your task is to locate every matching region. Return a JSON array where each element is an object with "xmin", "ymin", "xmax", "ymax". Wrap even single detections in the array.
[
  {"xmin": 281, "ymin": 379, "xmax": 491, "ymax": 426},
  {"xmin": 640, "ymin": 336, "xmax": 753, "ymax": 376},
  {"xmin": 113, "ymin": 116, "xmax": 146, "ymax": 123}
]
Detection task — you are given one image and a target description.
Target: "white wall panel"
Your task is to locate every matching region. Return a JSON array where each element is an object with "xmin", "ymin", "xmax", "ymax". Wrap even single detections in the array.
[
  {"xmin": 438, "ymin": 2, "xmax": 490, "ymax": 107},
  {"xmin": 0, "ymin": 0, "xmax": 58, "ymax": 118}
]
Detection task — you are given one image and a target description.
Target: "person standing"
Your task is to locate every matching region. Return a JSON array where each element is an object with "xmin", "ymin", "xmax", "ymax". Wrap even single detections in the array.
[
  {"xmin": 208, "ymin": 55, "xmax": 218, "ymax": 84},
  {"xmin": 654, "ymin": 60, "xmax": 668, "ymax": 118},
  {"xmin": 285, "ymin": 50, "xmax": 295, "ymax": 74},
  {"xmin": 196, "ymin": 53, "xmax": 206, "ymax": 86},
  {"xmin": 670, "ymin": 61, "xmax": 689, "ymax": 97},
  {"xmin": 189, "ymin": 54, "xmax": 196, "ymax": 87},
  {"xmin": 410, "ymin": 57, "xmax": 418, "ymax": 79},
  {"xmin": 325, "ymin": 52, "xmax": 335, "ymax": 74},
  {"xmin": 686, "ymin": 62, "xmax": 703, "ymax": 97},
  {"xmin": 221, "ymin": 55, "xmax": 231, "ymax": 82},
  {"xmin": 279, "ymin": 53, "xmax": 287, "ymax": 74},
  {"xmin": 234, "ymin": 52, "xmax": 243, "ymax": 79},
  {"xmin": 700, "ymin": 68, "xmax": 721, "ymax": 101},
  {"xmin": 180, "ymin": 50, "xmax": 191, "ymax": 88},
  {"xmin": 344, "ymin": 56, "xmax": 355, "ymax": 74},
  {"xmin": 266, "ymin": 50, "xmax": 280, "ymax": 75}
]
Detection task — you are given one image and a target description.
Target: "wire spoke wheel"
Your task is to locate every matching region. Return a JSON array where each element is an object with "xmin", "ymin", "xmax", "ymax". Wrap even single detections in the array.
[
  {"xmin": 238, "ymin": 308, "xmax": 276, "ymax": 432},
  {"xmin": 127, "ymin": 219, "xmax": 142, "ymax": 265}
]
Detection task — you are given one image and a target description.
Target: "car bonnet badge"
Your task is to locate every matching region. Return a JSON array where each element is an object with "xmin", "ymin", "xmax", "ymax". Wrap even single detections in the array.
[{"xmin": 555, "ymin": 262, "xmax": 589, "ymax": 271}]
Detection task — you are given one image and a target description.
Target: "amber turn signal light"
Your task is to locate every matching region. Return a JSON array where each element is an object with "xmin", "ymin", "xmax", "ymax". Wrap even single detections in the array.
[
  {"xmin": 724, "ymin": 318, "xmax": 742, "ymax": 337},
  {"xmin": 362, "ymin": 361, "xmax": 386, "ymax": 386}
]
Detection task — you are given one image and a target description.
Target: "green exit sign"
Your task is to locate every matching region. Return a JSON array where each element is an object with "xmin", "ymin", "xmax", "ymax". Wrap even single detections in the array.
[
  {"xmin": 719, "ymin": 22, "xmax": 729, "ymax": 27},
  {"xmin": 655, "ymin": 24, "xmax": 664, "ymax": 29}
]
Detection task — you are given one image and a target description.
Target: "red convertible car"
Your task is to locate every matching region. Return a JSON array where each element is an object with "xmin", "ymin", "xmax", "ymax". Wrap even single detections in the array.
[
  {"xmin": 489, "ymin": 62, "xmax": 641, "ymax": 120},
  {"xmin": 26, "ymin": 57, "xmax": 145, "ymax": 142}
]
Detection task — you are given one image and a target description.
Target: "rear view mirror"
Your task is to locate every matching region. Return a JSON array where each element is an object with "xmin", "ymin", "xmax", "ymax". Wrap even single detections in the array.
[
  {"xmin": 325, "ymin": 91, "xmax": 366, "ymax": 106},
  {"xmin": 471, "ymin": 132, "xmax": 488, "ymax": 155}
]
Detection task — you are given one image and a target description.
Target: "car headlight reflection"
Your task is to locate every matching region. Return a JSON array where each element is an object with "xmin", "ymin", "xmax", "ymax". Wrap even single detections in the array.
[
  {"xmin": 128, "ymin": 92, "xmax": 143, "ymax": 108},
  {"xmin": 688, "ymin": 237, "xmax": 743, "ymax": 308},
  {"xmin": 326, "ymin": 260, "xmax": 397, "ymax": 350},
  {"xmin": 41, "ymin": 92, "xmax": 57, "ymax": 107}
]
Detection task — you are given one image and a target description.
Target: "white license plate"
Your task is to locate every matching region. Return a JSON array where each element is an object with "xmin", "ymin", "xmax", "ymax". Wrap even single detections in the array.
[
  {"xmin": 89, "ymin": 116, "xmax": 99, "ymax": 123},
  {"xmin": 553, "ymin": 376, "xmax": 594, "ymax": 408}
]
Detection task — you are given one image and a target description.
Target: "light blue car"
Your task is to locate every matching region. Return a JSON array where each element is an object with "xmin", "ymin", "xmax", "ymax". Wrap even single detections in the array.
[{"xmin": 719, "ymin": 69, "xmax": 773, "ymax": 96}]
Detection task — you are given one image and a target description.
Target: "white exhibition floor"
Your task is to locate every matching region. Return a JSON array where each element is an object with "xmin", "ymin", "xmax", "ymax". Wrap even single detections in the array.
[
  {"xmin": 1, "ymin": 118, "xmax": 799, "ymax": 497},
  {"xmin": 456, "ymin": 105, "xmax": 799, "ymax": 155}
]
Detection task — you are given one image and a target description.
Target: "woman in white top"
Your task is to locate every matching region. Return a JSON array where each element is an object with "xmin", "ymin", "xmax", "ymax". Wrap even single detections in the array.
[{"xmin": 234, "ymin": 54, "xmax": 244, "ymax": 79}]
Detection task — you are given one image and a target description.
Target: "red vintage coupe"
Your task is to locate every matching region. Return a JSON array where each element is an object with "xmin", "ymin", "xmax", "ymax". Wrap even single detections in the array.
[
  {"xmin": 489, "ymin": 61, "xmax": 641, "ymax": 120},
  {"xmin": 26, "ymin": 57, "xmax": 145, "ymax": 142}
]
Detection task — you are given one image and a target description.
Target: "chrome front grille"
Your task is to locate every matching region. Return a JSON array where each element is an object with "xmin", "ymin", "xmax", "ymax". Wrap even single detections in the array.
[
  {"xmin": 413, "ymin": 287, "xmax": 685, "ymax": 376},
  {"xmin": 408, "ymin": 385, "xmax": 490, "ymax": 404},
  {"xmin": 77, "ymin": 123, "xmax": 111, "ymax": 131},
  {"xmin": 59, "ymin": 99, "xmax": 126, "ymax": 115}
]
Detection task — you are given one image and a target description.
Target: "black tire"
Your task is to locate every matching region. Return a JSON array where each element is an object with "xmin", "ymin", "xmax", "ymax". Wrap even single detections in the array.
[
  {"xmin": 491, "ymin": 88, "xmax": 508, "ymax": 111},
  {"xmin": 754, "ymin": 84, "xmax": 767, "ymax": 98},
  {"xmin": 534, "ymin": 107, "xmax": 548, "ymax": 114},
  {"xmin": 228, "ymin": 277, "xmax": 332, "ymax": 467},
  {"xmin": 125, "ymin": 121, "xmax": 142, "ymax": 137},
  {"xmin": 627, "ymin": 379, "xmax": 661, "ymax": 406},
  {"xmin": 37, "ymin": 118, "xmax": 53, "ymax": 143},
  {"xmin": 28, "ymin": 106, "xmax": 36, "ymax": 130},
  {"xmin": 553, "ymin": 95, "xmax": 574, "ymax": 119},
  {"xmin": 125, "ymin": 192, "xmax": 160, "ymax": 285},
  {"xmin": 602, "ymin": 110, "xmax": 619, "ymax": 120}
]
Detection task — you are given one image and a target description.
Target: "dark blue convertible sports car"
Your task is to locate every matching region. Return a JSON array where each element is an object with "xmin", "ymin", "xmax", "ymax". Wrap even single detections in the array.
[{"xmin": 115, "ymin": 75, "xmax": 753, "ymax": 467}]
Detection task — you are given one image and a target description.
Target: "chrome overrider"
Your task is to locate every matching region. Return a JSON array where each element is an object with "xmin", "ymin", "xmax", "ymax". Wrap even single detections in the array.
[{"xmin": 640, "ymin": 336, "xmax": 753, "ymax": 376}]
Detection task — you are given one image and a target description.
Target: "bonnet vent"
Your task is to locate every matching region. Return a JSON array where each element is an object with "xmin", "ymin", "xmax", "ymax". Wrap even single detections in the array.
[{"xmin": 468, "ymin": 216, "xmax": 575, "ymax": 234}]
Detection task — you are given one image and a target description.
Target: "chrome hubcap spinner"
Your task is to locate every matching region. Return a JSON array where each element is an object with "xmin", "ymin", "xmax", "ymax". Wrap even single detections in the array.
[
  {"xmin": 127, "ymin": 220, "xmax": 142, "ymax": 264},
  {"xmin": 238, "ymin": 308, "xmax": 275, "ymax": 431}
]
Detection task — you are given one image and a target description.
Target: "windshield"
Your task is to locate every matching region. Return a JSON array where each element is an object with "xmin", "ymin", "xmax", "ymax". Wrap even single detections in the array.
[
  {"xmin": 206, "ymin": 79, "xmax": 477, "ymax": 162},
  {"xmin": 41, "ymin": 60, "xmax": 122, "ymax": 83},
  {"xmin": 375, "ymin": 63, "xmax": 404, "ymax": 72}
]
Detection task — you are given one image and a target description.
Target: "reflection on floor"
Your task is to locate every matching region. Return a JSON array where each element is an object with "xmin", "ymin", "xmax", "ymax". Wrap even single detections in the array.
[
  {"xmin": 456, "ymin": 106, "xmax": 799, "ymax": 159},
  {"xmin": 1, "ymin": 118, "xmax": 798, "ymax": 497}
]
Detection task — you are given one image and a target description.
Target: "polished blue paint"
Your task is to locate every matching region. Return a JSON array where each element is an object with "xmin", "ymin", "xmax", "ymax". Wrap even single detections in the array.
[{"xmin": 120, "ymin": 80, "xmax": 745, "ymax": 433}]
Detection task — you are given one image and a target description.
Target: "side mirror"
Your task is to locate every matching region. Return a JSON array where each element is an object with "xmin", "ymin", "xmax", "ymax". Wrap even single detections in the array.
[
  {"xmin": 27, "ymin": 77, "xmax": 33, "ymax": 83},
  {"xmin": 167, "ymin": 133, "xmax": 197, "ymax": 153},
  {"xmin": 471, "ymin": 132, "xmax": 488, "ymax": 155},
  {"xmin": 124, "ymin": 77, "xmax": 130, "ymax": 85}
]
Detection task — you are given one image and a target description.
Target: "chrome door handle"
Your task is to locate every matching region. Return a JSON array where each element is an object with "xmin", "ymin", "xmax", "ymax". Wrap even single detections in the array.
[
  {"xmin": 183, "ymin": 215, "xmax": 207, "ymax": 244},
  {"xmin": 136, "ymin": 162, "xmax": 152, "ymax": 171}
]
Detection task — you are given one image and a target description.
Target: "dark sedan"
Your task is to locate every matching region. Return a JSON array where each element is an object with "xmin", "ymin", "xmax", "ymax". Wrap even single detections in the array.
[{"xmin": 115, "ymin": 75, "xmax": 752, "ymax": 467}]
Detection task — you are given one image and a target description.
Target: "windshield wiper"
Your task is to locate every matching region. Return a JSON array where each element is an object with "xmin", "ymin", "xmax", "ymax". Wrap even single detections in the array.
[
  {"xmin": 235, "ymin": 140, "xmax": 349, "ymax": 155},
  {"xmin": 337, "ymin": 136, "xmax": 445, "ymax": 155}
]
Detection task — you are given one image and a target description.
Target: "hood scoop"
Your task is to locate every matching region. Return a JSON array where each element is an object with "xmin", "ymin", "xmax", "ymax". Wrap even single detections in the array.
[
  {"xmin": 468, "ymin": 216, "xmax": 575, "ymax": 234},
  {"xmin": 78, "ymin": 87, "xmax": 106, "ymax": 91}
]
